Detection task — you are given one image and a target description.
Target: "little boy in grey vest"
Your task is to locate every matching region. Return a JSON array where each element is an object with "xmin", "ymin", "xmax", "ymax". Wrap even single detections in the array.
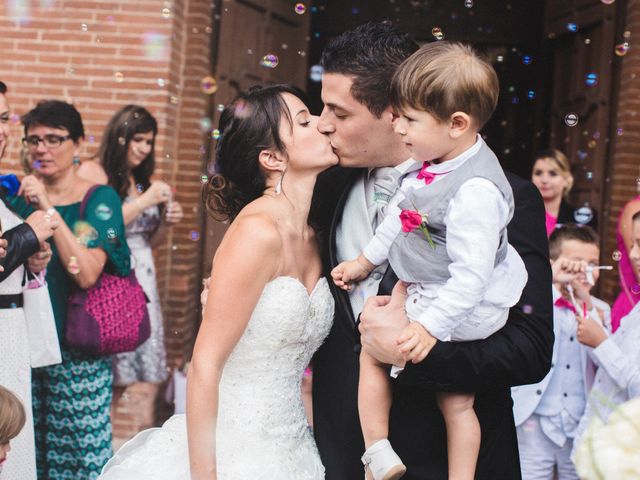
[{"xmin": 331, "ymin": 42, "xmax": 528, "ymax": 480}]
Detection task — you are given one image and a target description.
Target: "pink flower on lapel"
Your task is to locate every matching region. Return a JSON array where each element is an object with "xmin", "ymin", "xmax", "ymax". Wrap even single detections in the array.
[
  {"xmin": 400, "ymin": 209, "xmax": 423, "ymax": 233},
  {"xmin": 399, "ymin": 208, "xmax": 436, "ymax": 249}
]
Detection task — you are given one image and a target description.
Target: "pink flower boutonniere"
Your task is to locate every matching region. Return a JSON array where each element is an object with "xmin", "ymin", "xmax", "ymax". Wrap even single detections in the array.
[{"xmin": 399, "ymin": 209, "xmax": 436, "ymax": 249}]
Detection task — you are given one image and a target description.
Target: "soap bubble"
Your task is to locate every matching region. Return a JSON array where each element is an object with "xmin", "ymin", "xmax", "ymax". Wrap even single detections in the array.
[
  {"xmin": 294, "ymin": 3, "xmax": 306, "ymax": 14},
  {"xmin": 68, "ymin": 256, "xmax": 80, "ymax": 275},
  {"xmin": 615, "ymin": 42, "xmax": 630, "ymax": 56},
  {"xmin": 114, "ymin": 72, "xmax": 124, "ymax": 83},
  {"xmin": 260, "ymin": 54, "xmax": 279, "ymax": 68},
  {"xmin": 199, "ymin": 117, "xmax": 212, "ymax": 132},
  {"xmin": 162, "ymin": 7, "xmax": 171, "ymax": 18},
  {"xmin": 564, "ymin": 113, "xmax": 579, "ymax": 127},
  {"xmin": 200, "ymin": 175, "xmax": 208, "ymax": 184},
  {"xmin": 309, "ymin": 64, "xmax": 323, "ymax": 82},
  {"xmin": 612, "ymin": 250, "xmax": 622, "ymax": 261},
  {"xmin": 73, "ymin": 221, "xmax": 99, "ymax": 246},
  {"xmin": 573, "ymin": 206, "xmax": 594, "ymax": 224},
  {"xmin": 190, "ymin": 231, "xmax": 200, "ymax": 241},
  {"xmin": 523, "ymin": 304, "xmax": 533, "ymax": 314},
  {"xmin": 566, "ymin": 22, "xmax": 577, "ymax": 32},
  {"xmin": 522, "ymin": 55, "xmax": 532, "ymax": 65},
  {"xmin": 585, "ymin": 72, "xmax": 599, "ymax": 87},
  {"xmin": 201, "ymin": 76, "xmax": 218, "ymax": 94},
  {"xmin": 212, "ymin": 129, "xmax": 221, "ymax": 140},
  {"xmin": 142, "ymin": 32, "xmax": 169, "ymax": 61},
  {"xmin": 95, "ymin": 204, "xmax": 113, "ymax": 221}
]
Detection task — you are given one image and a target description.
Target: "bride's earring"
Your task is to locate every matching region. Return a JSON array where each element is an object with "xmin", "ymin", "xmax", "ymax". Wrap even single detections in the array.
[{"xmin": 275, "ymin": 167, "xmax": 286, "ymax": 195}]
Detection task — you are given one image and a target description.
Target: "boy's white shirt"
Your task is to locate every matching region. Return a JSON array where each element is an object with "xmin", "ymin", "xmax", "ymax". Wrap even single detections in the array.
[
  {"xmin": 362, "ymin": 135, "xmax": 527, "ymax": 341},
  {"xmin": 571, "ymin": 302, "xmax": 640, "ymax": 459},
  {"xmin": 512, "ymin": 285, "xmax": 611, "ymax": 428}
]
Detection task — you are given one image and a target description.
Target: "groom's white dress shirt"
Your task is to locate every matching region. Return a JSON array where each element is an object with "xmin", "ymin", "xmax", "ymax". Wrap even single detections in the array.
[{"xmin": 335, "ymin": 160, "xmax": 412, "ymax": 319}]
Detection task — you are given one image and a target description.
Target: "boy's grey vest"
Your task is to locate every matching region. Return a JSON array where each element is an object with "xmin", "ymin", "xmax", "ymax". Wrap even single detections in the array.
[{"xmin": 389, "ymin": 142, "xmax": 514, "ymax": 284}]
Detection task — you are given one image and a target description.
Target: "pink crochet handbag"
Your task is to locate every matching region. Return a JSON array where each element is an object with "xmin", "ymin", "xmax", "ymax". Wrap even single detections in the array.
[{"xmin": 65, "ymin": 185, "xmax": 151, "ymax": 355}]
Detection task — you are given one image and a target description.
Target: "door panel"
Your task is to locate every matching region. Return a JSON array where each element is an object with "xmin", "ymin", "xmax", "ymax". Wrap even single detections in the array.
[
  {"xmin": 201, "ymin": 0, "xmax": 311, "ymax": 272},
  {"xmin": 545, "ymin": 0, "xmax": 617, "ymax": 230}
]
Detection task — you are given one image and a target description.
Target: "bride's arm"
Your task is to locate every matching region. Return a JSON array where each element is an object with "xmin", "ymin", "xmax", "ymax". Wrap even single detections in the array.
[{"xmin": 186, "ymin": 214, "xmax": 282, "ymax": 480}]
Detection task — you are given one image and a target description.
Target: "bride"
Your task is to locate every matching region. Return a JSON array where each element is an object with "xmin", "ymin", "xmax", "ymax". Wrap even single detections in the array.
[{"xmin": 99, "ymin": 84, "xmax": 338, "ymax": 479}]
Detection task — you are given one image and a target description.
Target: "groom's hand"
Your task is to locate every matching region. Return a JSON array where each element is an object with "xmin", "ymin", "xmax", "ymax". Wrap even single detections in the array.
[{"xmin": 359, "ymin": 281, "xmax": 410, "ymax": 366}]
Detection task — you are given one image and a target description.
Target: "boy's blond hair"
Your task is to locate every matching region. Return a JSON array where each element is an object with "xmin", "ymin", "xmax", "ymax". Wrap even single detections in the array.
[
  {"xmin": 390, "ymin": 41, "xmax": 499, "ymax": 129},
  {"xmin": 0, "ymin": 385, "xmax": 25, "ymax": 444}
]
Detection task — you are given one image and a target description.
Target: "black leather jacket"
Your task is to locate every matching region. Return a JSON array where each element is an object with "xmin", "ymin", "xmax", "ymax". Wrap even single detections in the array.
[{"xmin": 0, "ymin": 199, "xmax": 40, "ymax": 282}]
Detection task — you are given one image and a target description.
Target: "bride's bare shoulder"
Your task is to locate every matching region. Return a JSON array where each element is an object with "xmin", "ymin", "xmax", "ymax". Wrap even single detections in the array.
[{"xmin": 220, "ymin": 211, "xmax": 283, "ymax": 256}]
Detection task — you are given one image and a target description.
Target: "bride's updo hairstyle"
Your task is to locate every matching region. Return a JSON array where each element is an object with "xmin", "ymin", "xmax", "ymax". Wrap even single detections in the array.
[{"xmin": 205, "ymin": 84, "xmax": 309, "ymax": 222}]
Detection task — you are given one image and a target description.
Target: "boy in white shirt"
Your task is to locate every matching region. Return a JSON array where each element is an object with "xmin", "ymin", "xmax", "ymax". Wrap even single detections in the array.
[
  {"xmin": 332, "ymin": 42, "xmax": 527, "ymax": 480},
  {"xmin": 511, "ymin": 224, "xmax": 611, "ymax": 480}
]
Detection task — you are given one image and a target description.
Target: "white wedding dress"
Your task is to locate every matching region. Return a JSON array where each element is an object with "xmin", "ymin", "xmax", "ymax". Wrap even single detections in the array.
[{"xmin": 99, "ymin": 276, "xmax": 334, "ymax": 480}]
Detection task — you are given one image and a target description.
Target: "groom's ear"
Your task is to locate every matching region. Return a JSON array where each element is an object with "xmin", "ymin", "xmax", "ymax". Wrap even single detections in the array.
[
  {"xmin": 258, "ymin": 149, "xmax": 286, "ymax": 173},
  {"xmin": 449, "ymin": 111, "xmax": 473, "ymax": 138},
  {"xmin": 381, "ymin": 105, "xmax": 397, "ymax": 126}
]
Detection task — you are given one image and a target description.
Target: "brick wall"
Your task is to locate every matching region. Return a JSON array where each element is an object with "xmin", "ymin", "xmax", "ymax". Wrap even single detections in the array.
[
  {"xmin": 600, "ymin": 0, "xmax": 640, "ymax": 303},
  {"xmin": 0, "ymin": 0, "xmax": 212, "ymax": 438}
]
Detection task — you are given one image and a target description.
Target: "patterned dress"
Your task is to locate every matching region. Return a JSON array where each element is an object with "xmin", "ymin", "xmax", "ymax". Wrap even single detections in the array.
[
  {"xmin": 12, "ymin": 185, "xmax": 131, "ymax": 480},
  {"xmin": 112, "ymin": 198, "xmax": 167, "ymax": 385}
]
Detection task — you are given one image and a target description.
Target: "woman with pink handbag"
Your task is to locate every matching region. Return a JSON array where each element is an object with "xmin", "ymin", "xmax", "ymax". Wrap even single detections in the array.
[{"xmin": 10, "ymin": 100, "xmax": 133, "ymax": 480}]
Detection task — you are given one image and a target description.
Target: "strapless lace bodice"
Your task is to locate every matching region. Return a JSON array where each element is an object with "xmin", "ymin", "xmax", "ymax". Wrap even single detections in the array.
[
  {"xmin": 99, "ymin": 276, "xmax": 334, "ymax": 480},
  {"xmin": 217, "ymin": 276, "xmax": 333, "ymax": 478}
]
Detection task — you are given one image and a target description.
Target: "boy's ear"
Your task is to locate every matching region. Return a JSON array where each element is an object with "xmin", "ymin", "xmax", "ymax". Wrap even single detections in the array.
[{"xmin": 449, "ymin": 112, "xmax": 473, "ymax": 138}]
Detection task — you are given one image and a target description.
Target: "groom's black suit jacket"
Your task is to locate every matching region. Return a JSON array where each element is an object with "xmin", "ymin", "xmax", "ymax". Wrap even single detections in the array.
[{"xmin": 311, "ymin": 167, "xmax": 554, "ymax": 480}]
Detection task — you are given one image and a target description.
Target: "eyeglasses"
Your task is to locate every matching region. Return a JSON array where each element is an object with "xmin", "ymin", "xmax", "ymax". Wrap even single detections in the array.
[{"xmin": 22, "ymin": 134, "xmax": 71, "ymax": 149}]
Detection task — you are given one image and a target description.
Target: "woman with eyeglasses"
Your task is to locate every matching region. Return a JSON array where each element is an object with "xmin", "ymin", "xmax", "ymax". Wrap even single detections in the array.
[
  {"xmin": 0, "ymin": 82, "xmax": 58, "ymax": 480},
  {"xmin": 10, "ymin": 100, "xmax": 131, "ymax": 479}
]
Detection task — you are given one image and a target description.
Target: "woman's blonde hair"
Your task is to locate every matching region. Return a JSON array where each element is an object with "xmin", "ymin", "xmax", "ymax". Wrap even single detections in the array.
[
  {"xmin": 533, "ymin": 148, "xmax": 574, "ymax": 195},
  {"xmin": 0, "ymin": 385, "xmax": 25, "ymax": 444}
]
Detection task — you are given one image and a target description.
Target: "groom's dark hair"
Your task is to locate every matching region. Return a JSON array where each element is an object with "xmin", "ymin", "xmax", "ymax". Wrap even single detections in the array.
[{"xmin": 320, "ymin": 22, "xmax": 419, "ymax": 118}]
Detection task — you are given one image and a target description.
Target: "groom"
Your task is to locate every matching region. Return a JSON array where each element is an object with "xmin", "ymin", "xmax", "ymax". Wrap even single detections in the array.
[{"xmin": 311, "ymin": 22, "xmax": 554, "ymax": 479}]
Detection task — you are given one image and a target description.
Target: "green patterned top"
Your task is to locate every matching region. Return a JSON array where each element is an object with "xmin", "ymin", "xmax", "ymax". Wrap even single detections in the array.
[{"xmin": 11, "ymin": 185, "xmax": 130, "ymax": 338}]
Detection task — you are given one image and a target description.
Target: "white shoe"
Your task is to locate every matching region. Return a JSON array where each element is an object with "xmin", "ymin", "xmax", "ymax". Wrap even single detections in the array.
[{"xmin": 361, "ymin": 439, "xmax": 407, "ymax": 480}]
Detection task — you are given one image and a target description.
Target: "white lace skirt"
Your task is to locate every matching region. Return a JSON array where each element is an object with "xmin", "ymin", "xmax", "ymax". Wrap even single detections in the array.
[{"xmin": 99, "ymin": 415, "xmax": 325, "ymax": 480}]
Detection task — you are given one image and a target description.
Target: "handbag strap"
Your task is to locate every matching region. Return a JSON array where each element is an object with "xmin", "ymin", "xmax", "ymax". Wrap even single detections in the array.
[{"xmin": 79, "ymin": 185, "xmax": 102, "ymax": 220}]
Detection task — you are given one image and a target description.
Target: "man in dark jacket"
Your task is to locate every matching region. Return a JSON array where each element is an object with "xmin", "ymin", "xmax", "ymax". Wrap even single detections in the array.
[{"xmin": 311, "ymin": 22, "xmax": 554, "ymax": 480}]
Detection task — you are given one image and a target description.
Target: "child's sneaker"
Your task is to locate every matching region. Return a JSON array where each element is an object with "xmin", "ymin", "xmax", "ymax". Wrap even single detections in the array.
[{"xmin": 361, "ymin": 439, "xmax": 407, "ymax": 480}]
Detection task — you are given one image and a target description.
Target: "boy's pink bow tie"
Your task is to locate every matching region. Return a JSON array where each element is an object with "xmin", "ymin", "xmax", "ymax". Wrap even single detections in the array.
[
  {"xmin": 416, "ymin": 161, "xmax": 450, "ymax": 185},
  {"xmin": 554, "ymin": 297, "xmax": 577, "ymax": 314}
]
